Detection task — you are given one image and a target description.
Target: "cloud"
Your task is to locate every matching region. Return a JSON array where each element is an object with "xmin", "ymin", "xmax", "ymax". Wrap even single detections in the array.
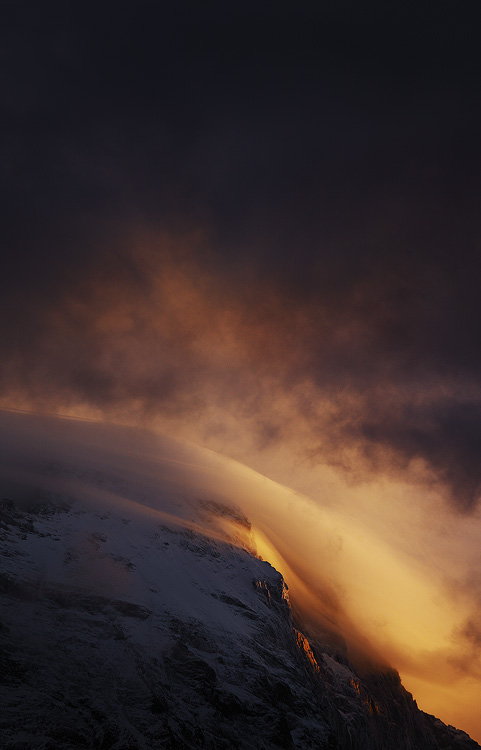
[
  {"xmin": 2, "ymin": 234, "xmax": 481, "ymax": 514},
  {"xmin": 357, "ymin": 400, "xmax": 481, "ymax": 511}
]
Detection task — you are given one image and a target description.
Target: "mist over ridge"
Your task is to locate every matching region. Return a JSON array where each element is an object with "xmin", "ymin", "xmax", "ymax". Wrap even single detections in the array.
[{"xmin": 2, "ymin": 409, "xmax": 481, "ymax": 742}]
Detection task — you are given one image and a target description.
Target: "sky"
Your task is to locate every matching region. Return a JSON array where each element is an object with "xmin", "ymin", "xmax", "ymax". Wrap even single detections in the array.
[{"xmin": 2, "ymin": 0, "xmax": 481, "ymax": 740}]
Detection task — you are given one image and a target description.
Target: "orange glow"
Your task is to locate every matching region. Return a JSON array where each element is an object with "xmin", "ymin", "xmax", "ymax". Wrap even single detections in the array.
[
  {"xmin": 294, "ymin": 629, "xmax": 320, "ymax": 672},
  {"xmin": 188, "ymin": 448, "xmax": 481, "ymax": 743}
]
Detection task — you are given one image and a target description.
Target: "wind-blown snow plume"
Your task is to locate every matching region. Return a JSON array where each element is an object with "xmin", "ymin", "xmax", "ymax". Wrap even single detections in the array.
[{"xmin": 2, "ymin": 410, "xmax": 481, "ymax": 741}]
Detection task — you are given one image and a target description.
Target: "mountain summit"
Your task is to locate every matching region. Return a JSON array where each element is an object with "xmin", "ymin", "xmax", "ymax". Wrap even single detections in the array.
[{"xmin": 0, "ymin": 411, "xmax": 478, "ymax": 749}]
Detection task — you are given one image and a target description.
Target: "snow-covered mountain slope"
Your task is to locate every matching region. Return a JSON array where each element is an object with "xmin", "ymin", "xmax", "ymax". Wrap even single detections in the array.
[{"xmin": 0, "ymin": 411, "xmax": 479, "ymax": 749}]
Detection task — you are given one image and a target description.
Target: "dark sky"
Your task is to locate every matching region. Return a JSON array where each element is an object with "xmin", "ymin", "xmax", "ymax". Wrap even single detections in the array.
[{"xmin": 2, "ymin": 1, "xmax": 481, "ymax": 510}]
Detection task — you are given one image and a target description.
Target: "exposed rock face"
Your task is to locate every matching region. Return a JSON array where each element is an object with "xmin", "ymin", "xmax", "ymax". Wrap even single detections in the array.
[{"xmin": 0, "ymin": 495, "xmax": 479, "ymax": 750}]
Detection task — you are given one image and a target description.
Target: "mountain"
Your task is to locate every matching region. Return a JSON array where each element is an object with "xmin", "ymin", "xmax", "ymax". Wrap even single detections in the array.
[{"xmin": 0, "ymin": 411, "xmax": 479, "ymax": 750}]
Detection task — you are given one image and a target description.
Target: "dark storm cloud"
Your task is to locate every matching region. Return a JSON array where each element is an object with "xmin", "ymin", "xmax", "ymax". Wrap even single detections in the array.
[
  {"xmin": 2, "ymin": 2, "xmax": 481, "ymax": 509},
  {"xmin": 357, "ymin": 401, "xmax": 481, "ymax": 511}
]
